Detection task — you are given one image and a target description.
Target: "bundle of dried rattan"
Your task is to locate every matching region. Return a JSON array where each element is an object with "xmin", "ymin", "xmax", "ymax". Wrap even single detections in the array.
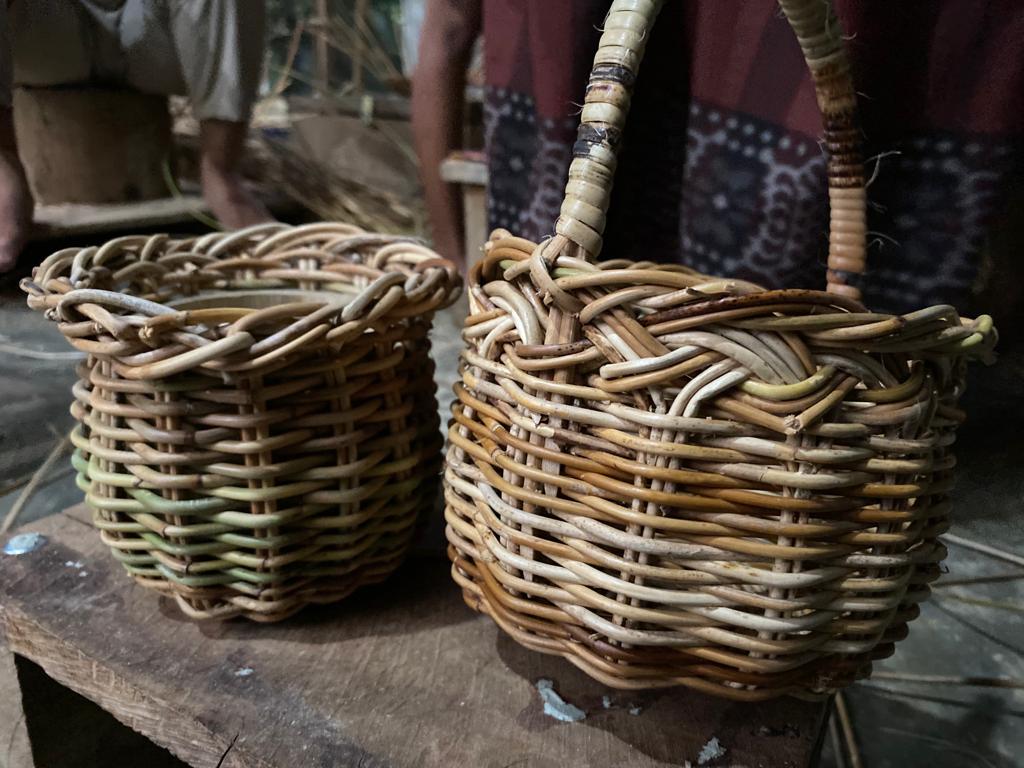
[
  {"xmin": 24, "ymin": 223, "xmax": 460, "ymax": 621},
  {"xmin": 444, "ymin": 0, "xmax": 996, "ymax": 698}
]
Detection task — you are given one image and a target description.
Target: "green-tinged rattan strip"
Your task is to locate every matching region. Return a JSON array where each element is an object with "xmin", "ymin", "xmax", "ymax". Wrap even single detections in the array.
[
  {"xmin": 136, "ymin": 530, "xmax": 234, "ymax": 557},
  {"xmin": 854, "ymin": 365, "xmax": 925, "ymax": 404},
  {"xmin": 87, "ymin": 472, "xmax": 434, "ymax": 524},
  {"xmin": 152, "ymin": 553, "xmax": 236, "ymax": 575},
  {"xmin": 106, "ymin": 548, "xmax": 158, "ymax": 566},
  {"xmin": 216, "ymin": 526, "xmax": 407, "ymax": 569},
  {"xmin": 86, "ymin": 454, "xmax": 334, "ymax": 504},
  {"xmin": 215, "ymin": 529, "xmax": 324, "ymax": 550},
  {"xmin": 82, "ymin": 456, "xmax": 234, "ymax": 512},
  {"xmin": 739, "ymin": 365, "xmax": 835, "ymax": 400},
  {"xmin": 87, "ymin": 492, "xmax": 207, "ymax": 517},
  {"xmin": 197, "ymin": 504, "xmax": 332, "ymax": 529},
  {"xmin": 203, "ymin": 480, "xmax": 333, "ymax": 503},
  {"xmin": 87, "ymin": 489, "xmax": 333, "ymax": 529},
  {"xmin": 154, "ymin": 562, "xmax": 266, "ymax": 587},
  {"xmin": 71, "ymin": 449, "xmax": 89, "ymax": 477},
  {"xmin": 129, "ymin": 538, "xmax": 415, "ymax": 589},
  {"xmin": 119, "ymin": 563, "xmax": 163, "ymax": 578},
  {"xmin": 131, "ymin": 513, "xmax": 232, "ymax": 538}
]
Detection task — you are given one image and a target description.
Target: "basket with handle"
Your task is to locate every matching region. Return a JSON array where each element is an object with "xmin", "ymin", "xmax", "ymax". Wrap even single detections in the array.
[
  {"xmin": 444, "ymin": 0, "xmax": 996, "ymax": 698},
  {"xmin": 24, "ymin": 222, "xmax": 461, "ymax": 621}
]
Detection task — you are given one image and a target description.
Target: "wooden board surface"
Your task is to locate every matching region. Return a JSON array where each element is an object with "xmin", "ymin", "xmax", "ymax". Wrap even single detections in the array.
[
  {"xmin": 30, "ymin": 194, "xmax": 300, "ymax": 242},
  {"xmin": 0, "ymin": 507, "xmax": 828, "ymax": 768},
  {"xmin": 31, "ymin": 197, "xmax": 212, "ymax": 240}
]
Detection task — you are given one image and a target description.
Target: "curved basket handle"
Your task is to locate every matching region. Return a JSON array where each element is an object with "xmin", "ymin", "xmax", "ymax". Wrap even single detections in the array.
[{"xmin": 554, "ymin": 0, "xmax": 867, "ymax": 300}]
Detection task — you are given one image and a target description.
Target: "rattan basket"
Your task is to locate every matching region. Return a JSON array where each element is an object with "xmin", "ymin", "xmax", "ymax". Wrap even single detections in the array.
[
  {"xmin": 24, "ymin": 222, "xmax": 460, "ymax": 621},
  {"xmin": 444, "ymin": 0, "xmax": 997, "ymax": 699}
]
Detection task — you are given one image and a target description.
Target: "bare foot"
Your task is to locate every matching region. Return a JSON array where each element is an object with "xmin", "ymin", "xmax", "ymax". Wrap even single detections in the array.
[
  {"xmin": 0, "ymin": 149, "xmax": 32, "ymax": 273},
  {"xmin": 201, "ymin": 162, "xmax": 273, "ymax": 230}
]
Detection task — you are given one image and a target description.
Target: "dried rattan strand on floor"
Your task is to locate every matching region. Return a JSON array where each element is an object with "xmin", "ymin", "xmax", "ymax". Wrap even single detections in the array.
[
  {"xmin": 942, "ymin": 533, "xmax": 1024, "ymax": 569},
  {"xmin": 871, "ymin": 671, "xmax": 1024, "ymax": 689},
  {"xmin": 835, "ymin": 691, "xmax": 864, "ymax": 768},
  {"xmin": 1, "ymin": 434, "xmax": 71, "ymax": 535}
]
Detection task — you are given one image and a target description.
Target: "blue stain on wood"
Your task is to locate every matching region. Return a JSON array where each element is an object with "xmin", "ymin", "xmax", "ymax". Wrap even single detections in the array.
[
  {"xmin": 536, "ymin": 678, "xmax": 586, "ymax": 722},
  {"xmin": 3, "ymin": 532, "xmax": 46, "ymax": 555}
]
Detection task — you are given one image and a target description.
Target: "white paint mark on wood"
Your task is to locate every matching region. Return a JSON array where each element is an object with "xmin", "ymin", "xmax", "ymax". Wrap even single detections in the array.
[
  {"xmin": 536, "ymin": 679, "xmax": 585, "ymax": 723},
  {"xmin": 697, "ymin": 737, "xmax": 726, "ymax": 764}
]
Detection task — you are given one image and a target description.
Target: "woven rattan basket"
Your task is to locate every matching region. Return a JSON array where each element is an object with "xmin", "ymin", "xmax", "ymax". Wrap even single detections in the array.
[
  {"xmin": 444, "ymin": 0, "xmax": 997, "ymax": 698},
  {"xmin": 24, "ymin": 222, "xmax": 460, "ymax": 621}
]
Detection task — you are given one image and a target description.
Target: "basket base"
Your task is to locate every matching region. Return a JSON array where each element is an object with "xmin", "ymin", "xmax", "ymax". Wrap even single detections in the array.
[
  {"xmin": 130, "ymin": 560, "xmax": 401, "ymax": 622},
  {"xmin": 448, "ymin": 549, "xmax": 874, "ymax": 701}
]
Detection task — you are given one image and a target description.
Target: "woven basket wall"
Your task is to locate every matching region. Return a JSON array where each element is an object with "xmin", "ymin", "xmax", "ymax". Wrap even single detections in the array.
[
  {"xmin": 24, "ymin": 223, "xmax": 460, "ymax": 621},
  {"xmin": 444, "ymin": 0, "xmax": 997, "ymax": 699}
]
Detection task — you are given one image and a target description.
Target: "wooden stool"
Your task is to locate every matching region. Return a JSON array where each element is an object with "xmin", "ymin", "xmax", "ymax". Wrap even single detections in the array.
[{"xmin": 13, "ymin": 86, "xmax": 173, "ymax": 205}]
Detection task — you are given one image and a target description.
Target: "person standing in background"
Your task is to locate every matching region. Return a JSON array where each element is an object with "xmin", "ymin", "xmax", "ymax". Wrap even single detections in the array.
[
  {"xmin": 412, "ymin": 0, "xmax": 1023, "ymax": 317},
  {"xmin": 0, "ymin": 0, "xmax": 271, "ymax": 273}
]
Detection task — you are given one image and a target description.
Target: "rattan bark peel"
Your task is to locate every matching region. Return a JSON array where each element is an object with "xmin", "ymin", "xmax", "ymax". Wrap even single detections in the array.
[
  {"xmin": 24, "ymin": 223, "xmax": 460, "ymax": 621},
  {"xmin": 444, "ymin": 0, "xmax": 996, "ymax": 699}
]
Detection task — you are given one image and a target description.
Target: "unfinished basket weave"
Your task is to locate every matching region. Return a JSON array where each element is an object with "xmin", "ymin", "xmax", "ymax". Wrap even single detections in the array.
[
  {"xmin": 444, "ymin": 0, "xmax": 997, "ymax": 699},
  {"xmin": 24, "ymin": 222, "xmax": 460, "ymax": 621}
]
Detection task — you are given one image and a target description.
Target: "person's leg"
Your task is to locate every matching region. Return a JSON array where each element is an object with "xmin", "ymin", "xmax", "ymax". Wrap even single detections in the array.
[
  {"xmin": 197, "ymin": 118, "xmax": 269, "ymax": 229},
  {"xmin": 0, "ymin": 0, "xmax": 93, "ymax": 272},
  {"xmin": 166, "ymin": 0, "xmax": 270, "ymax": 229},
  {"xmin": 0, "ymin": 5, "xmax": 26, "ymax": 272},
  {"xmin": 121, "ymin": 0, "xmax": 270, "ymax": 229},
  {"xmin": 0, "ymin": 108, "xmax": 31, "ymax": 273}
]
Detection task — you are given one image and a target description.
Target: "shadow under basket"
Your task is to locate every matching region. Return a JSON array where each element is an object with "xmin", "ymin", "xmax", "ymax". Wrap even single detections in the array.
[
  {"xmin": 23, "ymin": 223, "xmax": 461, "ymax": 621},
  {"xmin": 443, "ymin": 0, "xmax": 998, "ymax": 699}
]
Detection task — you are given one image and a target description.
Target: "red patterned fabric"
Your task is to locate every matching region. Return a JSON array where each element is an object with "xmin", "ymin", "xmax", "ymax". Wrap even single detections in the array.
[{"xmin": 481, "ymin": 0, "xmax": 1024, "ymax": 313}]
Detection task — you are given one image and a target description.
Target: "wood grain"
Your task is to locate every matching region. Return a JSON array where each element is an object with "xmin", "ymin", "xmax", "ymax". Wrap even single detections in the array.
[
  {"xmin": 0, "ymin": 507, "xmax": 828, "ymax": 767},
  {"xmin": 0, "ymin": 637, "xmax": 34, "ymax": 768}
]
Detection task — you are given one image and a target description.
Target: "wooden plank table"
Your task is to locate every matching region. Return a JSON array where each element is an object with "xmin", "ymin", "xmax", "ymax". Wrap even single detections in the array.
[{"xmin": 0, "ymin": 506, "xmax": 829, "ymax": 768}]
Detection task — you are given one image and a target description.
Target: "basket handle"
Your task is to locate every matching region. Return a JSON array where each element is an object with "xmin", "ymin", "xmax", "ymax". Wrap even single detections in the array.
[{"xmin": 553, "ymin": 0, "xmax": 867, "ymax": 300}]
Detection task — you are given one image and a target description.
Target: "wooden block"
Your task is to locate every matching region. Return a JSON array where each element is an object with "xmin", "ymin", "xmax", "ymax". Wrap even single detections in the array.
[
  {"xmin": 13, "ymin": 86, "xmax": 173, "ymax": 205},
  {"xmin": 461, "ymin": 186, "xmax": 488, "ymax": 268},
  {"xmin": 440, "ymin": 153, "xmax": 488, "ymax": 187},
  {"xmin": 0, "ymin": 508, "xmax": 828, "ymax": 768}
]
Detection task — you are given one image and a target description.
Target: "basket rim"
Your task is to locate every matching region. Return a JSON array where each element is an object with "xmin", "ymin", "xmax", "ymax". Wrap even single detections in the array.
[{"xmin": 21, "ymin": 222, "xmax": 463, "ymax": 380}]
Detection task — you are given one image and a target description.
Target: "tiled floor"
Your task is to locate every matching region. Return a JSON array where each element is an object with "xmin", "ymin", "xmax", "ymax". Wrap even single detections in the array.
[{"xmin": 2, "ymin": 276, "xmax": 1021, "ymax": 768}]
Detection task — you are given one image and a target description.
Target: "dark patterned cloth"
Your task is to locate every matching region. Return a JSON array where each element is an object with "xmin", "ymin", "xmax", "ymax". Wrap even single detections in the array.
[{"xmin": 481, "ymin": 0, "xmax": 1023, "ymax": 314}]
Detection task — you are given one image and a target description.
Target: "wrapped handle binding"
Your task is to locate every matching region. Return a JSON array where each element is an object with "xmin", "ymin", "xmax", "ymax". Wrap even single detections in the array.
[{"xmin": 555, "ymin": 0, "xmax": 868, "ymax": 300}]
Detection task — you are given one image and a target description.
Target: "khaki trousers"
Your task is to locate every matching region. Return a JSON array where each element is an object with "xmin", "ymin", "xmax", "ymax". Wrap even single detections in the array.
[{"xmin": 0, "ymin": 0, "xmax": 265, "ymax": 122}]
